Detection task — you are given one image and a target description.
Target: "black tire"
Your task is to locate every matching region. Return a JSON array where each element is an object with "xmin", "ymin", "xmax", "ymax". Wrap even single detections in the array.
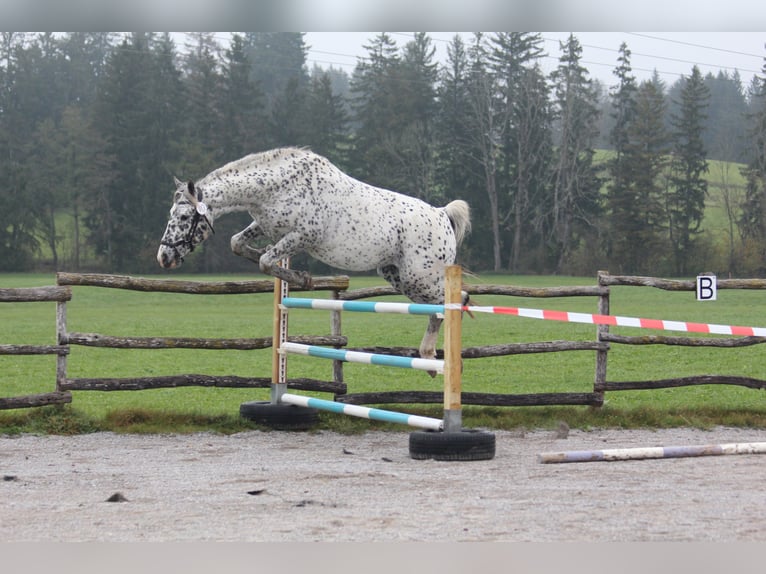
[
  {"xmin": 409, "ymin": 429, "xmax": 496, "ymax": 461},
  {"xmin": 240, "ymin": 401, "xmax": 319, "ymax": 431}
]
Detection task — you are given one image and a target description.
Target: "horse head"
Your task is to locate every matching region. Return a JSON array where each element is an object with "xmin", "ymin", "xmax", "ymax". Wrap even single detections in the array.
[{"xmin": 156, "ymin": 178, "xmax": 215, "ymax": 269}]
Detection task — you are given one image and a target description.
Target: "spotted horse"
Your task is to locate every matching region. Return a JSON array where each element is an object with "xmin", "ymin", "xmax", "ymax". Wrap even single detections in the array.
[{"xmin": 157, "ymin": 147, "xmax": 471, "ymax": 368}]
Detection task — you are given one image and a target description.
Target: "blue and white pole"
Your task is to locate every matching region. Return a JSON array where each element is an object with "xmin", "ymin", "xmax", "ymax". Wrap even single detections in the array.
[
  {"xmin": 280, "ymin": 393, "xmax": 443, "ymax": 431},
  {"xmin": 281, "ymin": 341, "xmax": 445, "ymax": 374},
  {"xmin": 281, "ymin": 297, "xmax": 444, "ymax": 316}
]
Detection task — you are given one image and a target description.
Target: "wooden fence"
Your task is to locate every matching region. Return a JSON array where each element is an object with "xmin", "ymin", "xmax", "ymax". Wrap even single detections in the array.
[
  {"xmin": 2, "ymin": 271, "xmax": 765, "ymax": 411},
  {"xmin": 0, "ymin": 285, "xmax": 72, "ymax": 409},
  {"xmin": 597, "ymin": 272, "xmax": 766, "ymax": 395}
]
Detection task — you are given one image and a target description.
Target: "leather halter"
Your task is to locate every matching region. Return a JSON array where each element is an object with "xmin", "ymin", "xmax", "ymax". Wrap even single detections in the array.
[{"xmin": 160, "ymin": 202, "xmax": 215, "ymax": 253}]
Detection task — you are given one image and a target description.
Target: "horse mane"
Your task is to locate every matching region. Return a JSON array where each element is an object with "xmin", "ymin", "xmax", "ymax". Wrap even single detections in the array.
[{"xmin": 205, "ymin": 147, "xmax": 313, "ymax": 181}]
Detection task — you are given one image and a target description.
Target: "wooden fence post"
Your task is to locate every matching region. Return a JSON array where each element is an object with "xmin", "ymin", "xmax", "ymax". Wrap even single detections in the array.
[{"xmin": 594, "ymin": 270, "xmax": 609, "ymax": 405}]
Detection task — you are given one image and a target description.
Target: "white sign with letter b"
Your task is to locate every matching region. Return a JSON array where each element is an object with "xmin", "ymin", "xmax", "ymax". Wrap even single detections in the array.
[{"xmin": 696, "ymin": 275, "xmax": 717, "ymax": 301}]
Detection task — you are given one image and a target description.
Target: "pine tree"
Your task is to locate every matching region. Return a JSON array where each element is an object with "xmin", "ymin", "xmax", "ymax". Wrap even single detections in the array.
[
  {"xmin": 621, "ymin": 79, "xmax": 670, "ymax": 273},
  {"xmin": 739, "ymin": 58, "xmax": 766, "ymax": 274},
  {"xmin": 93, "ymin": 33, "xmax": 184, "ymax": 271},
  {"xmin": 349, "ymin": 33, "xmax": 401, "ymax": 185},
  {"xmin": 489, "ymin": 32, "xmax": 550, "ymax": 272},
  {"xmin": 463, "ymin": 33, "xmax": 504, "ymax": 271},
  {"xmin": 383, "ymin": 32, "xmax": 439, "ymax": 200},
  {"xmin": 181, "ymin": 32, "xmax": 223, "ymax": 171},
  {"xmin": 245, "ymin": 32, "xmax": 308, "ymax": 114},
  {"xmin": 549, "ymin": 34, "xmax": 603, "ymax": 273},
  {"xmin": 0, "ymin": 33, "xmax": 46, "ymax": 269},
  {"xmin": 668, "ymin": 65, "xmax": 709, "ymax": 275},
  {"xmin": 304, "ymin": 69, "xmax": 349, "ymax": 167},
  {"xmin": 221, "ymin": 33, "xmax": 267, "ymax": 159},
  {"xmin": 605, "ymin": 42, "xmax": 638, "ymax": 273}
]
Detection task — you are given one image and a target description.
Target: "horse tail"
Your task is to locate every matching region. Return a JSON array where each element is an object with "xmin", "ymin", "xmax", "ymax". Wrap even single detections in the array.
[{"xmin": 443, "ymin": 200, "xmax": 471, "ymax": 246}]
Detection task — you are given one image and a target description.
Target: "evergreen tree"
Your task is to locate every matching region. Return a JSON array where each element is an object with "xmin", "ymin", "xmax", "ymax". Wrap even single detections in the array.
[
  {"xmin": 605, "ymin": 42, "xmax": 638, "ymax": 272},
  {"xmin": 739, "ymin": 58, "xmax": 766, "ymax": 274},
  {"xmin": 434, "ymin": 35, "xmax": 482, "ymax": 265},
  {"xmin": 0, "ymin": 33, "xmax": 43, "ymax": 269},
  {"xmin": 92, "ymin": 33, "xmax": 184, "ymax": 271},
  {"xmin": 304, "ymin": 69, "xmax": 349, "ymax": 167},
  {"xmin": 245, "ymin": 32, "xmax": 309, "ymax": 113},
  {"xmin": 180, "ymin": 32, "xmax": 223, "ymax": 172},
  {"xmin": 463, "ymin": 33, "xmax": 504, "ymax": 271},
  {"xmin": 383, "ymin": 32, "xmax": 439, "ymax": 200},
  {"xmin": 221, "ymin": 33, "xmax": 267, "ymax": 159},
  {"xmin": 621, "ymin": 79, "xmax": 670, "ymax": 273},
  {"xmin": 668, "ymin": 65, "xmax": 710, "ymax": 275},
  {"xmin": 489, "ymin": 32, "xmax": 550, "ymax": 272},
  {"xmin": 349, "ymin": 33, "xmax": 401, "ymax": 186},
  {"xmin": 549, "ymin": 34, "xmax": 603, "ymax": 273},
  {"xmin": 270, "ymin": 76, "xmax": 308, "ymax": 147},
  {"xmin": 59, "ymin": 32, "xmax": 114, "ymax": 107},
  {"xmin": 434, "ymin": 35, "xmax": 476, "ymax": 210}
]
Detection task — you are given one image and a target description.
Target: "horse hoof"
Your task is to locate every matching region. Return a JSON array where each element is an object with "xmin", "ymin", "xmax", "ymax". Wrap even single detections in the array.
[{"xmin": 296, "ymin": 272, "xmax": 313, "ymax": 290}]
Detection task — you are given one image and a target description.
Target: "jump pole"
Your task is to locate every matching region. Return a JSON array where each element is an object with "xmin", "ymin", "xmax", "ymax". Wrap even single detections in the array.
[
  {"xmin": 279, "ymin": 392, "xmax": 443, "ymax": 430},
  {"xmin": 270, "ymin": 258, "xmax": 290, "ymax": 404},
  {"xmin": 538, "ymin": 441, "xmax": 766, "ymax": 464}
]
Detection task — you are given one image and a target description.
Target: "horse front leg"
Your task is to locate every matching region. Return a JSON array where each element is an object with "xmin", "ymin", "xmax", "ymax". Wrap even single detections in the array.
[
  {"xmin": 230, "ymin": 221, "xmax": 269, "ymax": 264},
  {"xmin": 420, "ymin": 314, "xmax": 443, "ymax": 378},
  {"xmin": 259, "ymin": 231, "xmax": 313, "ymax": 289}
]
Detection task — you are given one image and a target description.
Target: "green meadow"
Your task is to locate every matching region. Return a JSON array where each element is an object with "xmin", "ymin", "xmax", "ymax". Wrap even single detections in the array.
[{"xmin": 2, "ymin": 272, "xmax": 766, "ymax": 434}]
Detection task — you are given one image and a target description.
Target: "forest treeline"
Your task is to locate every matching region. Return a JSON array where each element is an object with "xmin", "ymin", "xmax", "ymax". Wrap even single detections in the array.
[{"xmin": 2, "ymin": 31, "xmax": 766, "ymax": 276}]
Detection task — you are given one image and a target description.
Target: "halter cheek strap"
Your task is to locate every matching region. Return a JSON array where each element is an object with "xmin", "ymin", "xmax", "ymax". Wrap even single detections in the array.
[{"xmin": 160, "ymin": 201, "xmax": 215, "ymax": 252}]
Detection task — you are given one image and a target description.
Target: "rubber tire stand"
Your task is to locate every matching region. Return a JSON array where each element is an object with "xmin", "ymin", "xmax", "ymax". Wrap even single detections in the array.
[
  {"xmin": 240, "ymin": 401, "xmax": 319, "ymax": 431},
  {"xmin": 409, "ymin": 429, "xmax": 496, "ymax": 461}
]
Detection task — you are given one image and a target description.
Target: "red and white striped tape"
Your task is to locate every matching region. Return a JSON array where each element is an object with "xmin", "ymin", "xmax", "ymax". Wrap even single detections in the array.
[{"xmin": 453, "ymin": 304, "xmax": 766, "ymax": 337}]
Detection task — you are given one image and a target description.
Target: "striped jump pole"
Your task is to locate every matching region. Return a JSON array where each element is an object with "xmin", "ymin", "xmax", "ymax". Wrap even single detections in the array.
[
  {"xmin": 280, "ymin": 392, "xmax": 443, "ymax": 431},
  {"xmin": 281, "ymin": 297, "xmax": 444, "ymax": 316},
  {"xmin": 283, "ymin": 298, "xmax": 766, "ymax": 337},
  {"xmin": 280, "ymin": 341, "xmax": 445, "ymax": 374},
  {"xmin": 538, "ymin": 441, "xmax": 766, "ymax": 464},
  {"xmin": 457, "ymin": 304, "xmax": 766, "ymax": 337},
  {"xmin": 271, "ymin": 258, "xmax": 290, "ymax": 403}
]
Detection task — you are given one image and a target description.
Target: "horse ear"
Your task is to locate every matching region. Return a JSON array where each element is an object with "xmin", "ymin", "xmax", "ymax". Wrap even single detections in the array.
[{"xmin": 187, "ymin": 181, "xmax": 202, "ymax": 202}]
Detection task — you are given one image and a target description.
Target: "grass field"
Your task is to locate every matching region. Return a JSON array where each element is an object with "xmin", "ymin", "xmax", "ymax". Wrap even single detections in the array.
[{"xmin": 2, "ymin": 271, "xmax": 766, "ymax": 434}]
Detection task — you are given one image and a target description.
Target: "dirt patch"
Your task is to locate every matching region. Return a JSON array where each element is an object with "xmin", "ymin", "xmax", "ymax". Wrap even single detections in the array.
[{"xmin": 2, "ymin": 427, "xmax": 765, "ymax": 541}]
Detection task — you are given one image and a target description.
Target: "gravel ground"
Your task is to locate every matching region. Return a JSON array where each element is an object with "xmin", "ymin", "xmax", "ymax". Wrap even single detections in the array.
[{"xmin": 2, "ymin": 427, "xmax": 766, "ymax": 542}]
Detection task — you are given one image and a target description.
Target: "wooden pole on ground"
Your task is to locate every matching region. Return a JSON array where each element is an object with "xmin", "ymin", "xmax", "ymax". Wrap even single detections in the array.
[{"xmin": 442, "ymin": 265, "xmax": 463, "ymax": 432}]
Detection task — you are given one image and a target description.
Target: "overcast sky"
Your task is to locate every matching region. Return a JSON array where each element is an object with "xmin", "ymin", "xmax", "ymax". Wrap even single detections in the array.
[
  {"xmin": 303, "ymin": 32, "xmax": 766, "ymax": 89},
  {"xmin": 1, "ymin": 2, "xmax": 764, "ymax": 89}
]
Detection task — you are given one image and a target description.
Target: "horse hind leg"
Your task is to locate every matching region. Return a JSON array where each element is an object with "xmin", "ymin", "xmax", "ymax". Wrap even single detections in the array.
[
  {"xmin": 420, "ymin": 314, "xmax": 443, "ymax": 378},
  {"xmin": 378, "ymin": 264, "xmax": 403, "ymax": 292},
  {"xmin": 258, "ymin": 231, "xmax": 313, "ymax": 289}
]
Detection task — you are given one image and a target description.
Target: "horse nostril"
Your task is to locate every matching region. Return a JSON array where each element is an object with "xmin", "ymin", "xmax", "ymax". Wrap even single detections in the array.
[{"xmin": 158, "ymin": 250, "xmax": 172, "ymax": 269}]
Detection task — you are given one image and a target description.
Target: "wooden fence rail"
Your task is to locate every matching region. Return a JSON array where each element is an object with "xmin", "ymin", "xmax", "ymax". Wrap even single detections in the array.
[
  {"xmin": 0, "ymin": 286, "xmax": 72, "ymax": 410},
  {"xmin": 597, "ymin": 271, "xmax": 766, "ymax": 394},
  {"xmin": 54, "ymin": 273, "xmax": 350, "ymax": 396}
]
